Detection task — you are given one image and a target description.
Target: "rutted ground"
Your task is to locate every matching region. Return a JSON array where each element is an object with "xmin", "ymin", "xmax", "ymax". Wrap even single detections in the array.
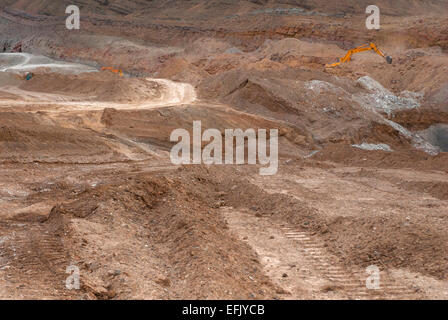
[{"xmin": 0, "ymin": 1, "xmax": 447, "ymax": 300}]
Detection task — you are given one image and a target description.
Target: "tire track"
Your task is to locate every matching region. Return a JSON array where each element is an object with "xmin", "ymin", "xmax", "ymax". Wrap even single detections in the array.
[
  {"xmin": 222, "ymin": 207, "xmax": 421, "ymax": 300},
  {"xmin": 281, "ymin": 227, "xmax": 420, "ymax": 299},
  {"xmin": 0, "ymin": 221, "xmax": 81, "ymax": 299}
]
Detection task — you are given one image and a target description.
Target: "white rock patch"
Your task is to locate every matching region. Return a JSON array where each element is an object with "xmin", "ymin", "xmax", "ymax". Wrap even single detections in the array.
[
  {"xmin": 354, "ymin": 76, "xmax": 421, "ymax": 117},
  {"xmin": 352, "ymin": 143, "xmax": 393, "ymax": 152}
]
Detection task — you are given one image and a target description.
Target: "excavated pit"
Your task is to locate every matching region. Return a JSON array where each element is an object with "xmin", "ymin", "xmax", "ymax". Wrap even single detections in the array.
[{"xmin": 0, "ymin": 0, "xmax": 448, "ymax": 300}]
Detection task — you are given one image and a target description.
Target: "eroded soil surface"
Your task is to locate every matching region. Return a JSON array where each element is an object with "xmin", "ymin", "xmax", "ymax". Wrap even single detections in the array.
[{"xmin": 0, "ymin": 1, "xmax": 447, "ymax": 299}]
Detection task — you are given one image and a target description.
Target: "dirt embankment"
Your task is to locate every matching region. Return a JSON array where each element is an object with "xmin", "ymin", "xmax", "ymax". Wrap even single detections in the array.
[
  {"xmin": 393, "ymin": 110, "xmax": 448, "ymax": 131},
  {"xmin": 1, "ymin": 167, "xmax": 281, "ymax": 299},
  {"xmin": 0, "ymin": 112, "xmax": 127, "ymax": 163},
  {"xmin": 18, "ymin": 73, "xmax": 164, "ymax": 103},
  {"xmin": 99, "ymin": 105, "xmax": 314, "ymax": 156}
]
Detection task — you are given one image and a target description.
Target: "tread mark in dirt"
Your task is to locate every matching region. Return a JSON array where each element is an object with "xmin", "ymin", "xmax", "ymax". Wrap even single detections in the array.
[
  {"xmin": 0, "ymin": 221, "xmax": 80, "ymax": 299},
  {"xmin": 281, "ymin": 227, "xmax": 420, "ymax": 299}
]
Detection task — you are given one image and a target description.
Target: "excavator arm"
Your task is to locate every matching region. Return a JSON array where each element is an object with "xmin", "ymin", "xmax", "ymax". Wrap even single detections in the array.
[
  {"xmin": 370, "ymin": 43, "xmax": 393, "ymax": 64},
  {"xmin": 325, "ymin": 43, "xmax": 392, "ymax": 68},
  {"xmin": 101, "ymin": 66, "xmax": 124, "ymax": 77}
]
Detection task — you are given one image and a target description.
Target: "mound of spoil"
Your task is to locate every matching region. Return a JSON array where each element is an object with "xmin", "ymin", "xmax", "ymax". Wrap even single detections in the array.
[
  {"xmin": 99, "ymin": 104, "xmax": 314, "ymax": 157},
  {"xmin": 198, "ymin": 69, "xmax": 416, "ymax": 150},
  {"xmin": 0, "ymin": 112, "xmax": 126, "ymax": 163},
  {"xmin": 2, "ymin": 169, "xmax": 280, "ymax": 299},
  {"xmin": 18, "ymin": 73, "xmax": 164, "ymax": 103}
]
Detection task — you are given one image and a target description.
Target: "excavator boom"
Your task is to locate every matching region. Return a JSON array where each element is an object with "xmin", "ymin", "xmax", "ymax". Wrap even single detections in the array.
[
  {"xmin": 325, "ymin": 43, "xmax": 392, "ymax": 68},
  {"xmin": 101, "ymin": 66, "xmax": 124, "ymax": 77}
]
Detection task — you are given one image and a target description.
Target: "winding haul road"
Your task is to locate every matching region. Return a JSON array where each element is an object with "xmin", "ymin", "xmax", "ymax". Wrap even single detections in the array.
[{"xmin": 0, "ymin": 53, "xmax": 197, "ymax": 111}]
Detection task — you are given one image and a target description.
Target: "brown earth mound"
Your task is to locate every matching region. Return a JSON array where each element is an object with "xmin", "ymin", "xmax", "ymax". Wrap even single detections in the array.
[
  {"xmin": 19, "ymin": 73, "xmax": 163, "ymax": 103},
  {"xmin": 100, "ymin": 104, "xmax": 314, "ymax": 156},
  {"xmin": 3, "ymin": 170, "xmax": 281, "ymax": 299},
  {"xmin": 0, "ymin": 112, "xmax": 125, "ymax": 163}
]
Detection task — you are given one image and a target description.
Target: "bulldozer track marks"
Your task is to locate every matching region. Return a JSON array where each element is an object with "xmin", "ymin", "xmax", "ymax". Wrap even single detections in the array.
[
  {"xmin": 0, "ymin": 221, "xmax": 79, "ymax": 299},
  {"xmin": 223, "ymin": 207, "xmax": 421, "ymax": 300},
  {"xmin": 281, "ymin": 226, "xmax": 420, "ymax": 299}
]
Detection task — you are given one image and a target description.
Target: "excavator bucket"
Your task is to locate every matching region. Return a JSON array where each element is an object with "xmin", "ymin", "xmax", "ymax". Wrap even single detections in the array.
[{"xmin": 386, "ymin": 56, "xmax": 393, "ymax": 64}]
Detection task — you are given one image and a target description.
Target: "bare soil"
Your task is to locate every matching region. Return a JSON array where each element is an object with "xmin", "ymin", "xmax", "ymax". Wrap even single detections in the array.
[{"xmin": 0, "ymin": 1, "xmax": 447, "ymax": 300}]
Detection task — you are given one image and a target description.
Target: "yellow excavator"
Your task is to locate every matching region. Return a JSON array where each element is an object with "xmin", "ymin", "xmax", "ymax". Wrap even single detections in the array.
[
  {"xmin": 325, "ymin": 43, "xmax": 392, "ymax": 68},
  {"xmin": 101, "ymin": 66, "xmax": 124, "ymax": 77}
]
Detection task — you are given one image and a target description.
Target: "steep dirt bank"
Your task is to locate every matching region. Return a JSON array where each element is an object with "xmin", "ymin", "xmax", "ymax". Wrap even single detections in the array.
[
  {"xmin": 1, "ymin": 2, "xmax": 447, "ymax": 78},
  {"xmin": 5, "ymin": 0, "xmax": 448, "ymax": 17}
]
